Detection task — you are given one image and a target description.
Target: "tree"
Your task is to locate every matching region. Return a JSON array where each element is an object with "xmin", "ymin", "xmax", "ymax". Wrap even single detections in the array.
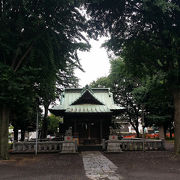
[
  {"xmin": 91, "ymin": 58, "xmax": 143, "ymax": 137},
  {"xmin": 90, "ymin": 76, "xmax": 111, "ymax": 88},
  {"xmin": 40, "ymin": 62, "xmax": 79, "ymax": 139},
  {"xmin": 0, "ymin": 0, "xmax": 90, "ymax": 159},
  {"xmin": 91, "ymin": 57, "xmax": 174, "ymax": 138},
  {"xmin": 56, "ymin": 62, "xmax": 79, "ymax": 93},
  {"xmin": 138, "ymin": 75, "xmax": 174, "ymax": 139},
  {"xmin": 47, "ymin": 114, "xmax": 62, "ymax": 136},
  {"xmin": 86, "ymin": 0, "xmax": 180, "ymax": 153},
  {"xmin": 110, "ymin": 58, "xmax": 144, "ymax": 137},
  {"xmin": 11, "ymin": 101, "xmax": 38, "ymax": 141},
  {"xmin": 0, "ymin": 65, "xmax": 38, "ymax": 158}
]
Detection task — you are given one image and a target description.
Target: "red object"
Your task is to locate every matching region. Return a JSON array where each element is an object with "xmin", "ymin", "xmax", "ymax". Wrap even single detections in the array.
[
  {"xmin": 123, "ymin": 135, "xmax": 136, "ymax": 139},
  {"xmin": 123, "ymin": 133, "xmax": 174, "ymax": 139},
  {"xmin": 67, "ymin": 137, "xmax": 70, "ymax": 140},
  {"xmin": 166, "ymin": 133, "xmax": 174, "ymax": 138},
  {"xmin": 112, "ymin": 136, "xmax": 115, "ymax": 139}
]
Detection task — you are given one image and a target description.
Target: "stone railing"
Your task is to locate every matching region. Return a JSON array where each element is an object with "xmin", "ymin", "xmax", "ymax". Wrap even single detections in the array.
[
  {"xmin": 12, "ymin": 141, "xmax": 63, "ymax": 153},
  {"xmin": 106, "ymin": 139, "xmax": 164, "ymax": 151},
  {"xmin": 13, "ymin": 139, "xmax": 164, "ymax": 153}
]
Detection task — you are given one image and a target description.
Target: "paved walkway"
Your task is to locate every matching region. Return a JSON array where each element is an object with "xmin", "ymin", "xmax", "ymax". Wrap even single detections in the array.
[{"xmin": 82, "ymin": 151, "xmax": 123, "ymax": 180}]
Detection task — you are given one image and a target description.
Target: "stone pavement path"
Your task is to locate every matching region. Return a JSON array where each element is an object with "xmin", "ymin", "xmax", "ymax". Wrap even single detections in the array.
[{"xmin": 82, "ymin": 151, "xmax": 123, "ymax": 180}]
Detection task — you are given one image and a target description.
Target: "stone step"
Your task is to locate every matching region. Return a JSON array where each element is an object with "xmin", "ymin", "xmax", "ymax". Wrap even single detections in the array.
[{"xmin": 78, "ymin": 145, "xmax": 102, "ymax": 151}]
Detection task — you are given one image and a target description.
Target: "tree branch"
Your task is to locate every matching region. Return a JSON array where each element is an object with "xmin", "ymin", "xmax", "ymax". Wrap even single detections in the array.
[
  {"xmin": 14, "ymin": 44, "xmax": 33, "ymax": 72},
  {"xmin": 11, "ymin": 49, "xmax": 19, "ymax": 69}
]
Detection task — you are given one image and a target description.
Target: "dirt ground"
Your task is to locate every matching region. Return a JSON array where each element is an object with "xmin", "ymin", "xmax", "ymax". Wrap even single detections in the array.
[
  {"xmin": 105, "ymin": 142, "xmax": 180, "ymax": 180},
  {"xmin": 0, "ymin": 141, "xmax": 180, "ymax": 180}
]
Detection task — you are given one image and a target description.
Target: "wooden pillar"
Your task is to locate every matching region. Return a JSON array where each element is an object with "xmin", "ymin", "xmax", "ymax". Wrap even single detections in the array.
[
  {"xmin": 74, "ymin": 119, "xmax": 77, "ymax": 137},
  {"xmin": 88, "ymin": 122, "xmax": 91, "ymax": 139},
  {"xmin": 100, "ymin": 119, "xmax": 102, "ymax": 140}
]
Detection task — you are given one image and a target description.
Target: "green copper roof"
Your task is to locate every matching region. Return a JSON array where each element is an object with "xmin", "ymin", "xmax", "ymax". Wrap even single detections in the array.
[
  {"xmin": 66, "ymin": 104, "xmax": 111, "ymax": 113},
  {"xmin": 50, "ymin": 86, "xmax": 125, "ymax": 115},
  {"xmin": 71, "ymin": 87, "xmax": 104, "ymax": 105}
]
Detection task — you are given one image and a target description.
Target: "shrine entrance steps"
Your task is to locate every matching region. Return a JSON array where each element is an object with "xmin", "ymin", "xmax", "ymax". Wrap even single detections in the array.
[{"xmin": 78, "ymin": 144, "xmax": 102, "ymax": 151}]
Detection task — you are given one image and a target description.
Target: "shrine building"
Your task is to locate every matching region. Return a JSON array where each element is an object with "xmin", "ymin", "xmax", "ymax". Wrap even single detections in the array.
[{"xmin": 49, "ymin": 85, "xmax": 125, "ymax": 145}]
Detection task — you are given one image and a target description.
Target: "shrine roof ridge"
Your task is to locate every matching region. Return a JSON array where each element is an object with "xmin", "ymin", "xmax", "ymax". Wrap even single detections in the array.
[{"xmin": 64, "ymin": 87, "xmax": 110, "ymax": 92}]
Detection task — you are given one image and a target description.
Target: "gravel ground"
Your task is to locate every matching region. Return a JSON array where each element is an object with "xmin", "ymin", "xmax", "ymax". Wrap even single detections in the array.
[
  {"xmin": 105, "ymin": 143, "xmax": 180, "ymax": 180},
  {"xmin": 0, "ymin": 141, "xmax": 179, "ymax": 180},
  {"xmin": 0, "ymin": 153, "xmax": 88, "ymax": 180}
]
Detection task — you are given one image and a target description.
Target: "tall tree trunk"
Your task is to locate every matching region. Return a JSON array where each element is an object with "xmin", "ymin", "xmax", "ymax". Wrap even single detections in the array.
[
  {"xmin": 159, "ymin": 125, "xmax": 165, "ymax": 139},
  {"xmin": 0, "ymin": 105, "xmax": 10, "ymax": 160},
  {"xmin": 41, "ymin": 105, "xmax": 49, "ymax": 138},
  {"xmin": 0, "ymin": 108, "xmax": 1, "ymax": 158},
  {"xmin": 164, "ymin": 125, "xmax": 167, "ymax": 138},
  {"xmin": 135, "ymin": 128, "xmax": 140, "ymax": 138},
  {"xmin": 130, "ymin": 119, "xmax": 140, "ymax": 138},
  {"xmin": 170, "ymin": 128, "xmax": 173, "ymax": 140},
  {"xmin": 174, "ymin": 90, "xmax": 180, "ymax": 154},
  {"xmin": 20, "ymin": 129, "xmax": 25, "ymax": 141},
  {"xmin": 135, "ymin": 118, "xmax": 140, "ymax": 138},
  {"xmin": 14, "ymin": 126, "xmax": 18, "ymax": 141}
]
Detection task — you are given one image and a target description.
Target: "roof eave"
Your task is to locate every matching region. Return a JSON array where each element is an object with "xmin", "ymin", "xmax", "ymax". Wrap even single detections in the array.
[
  {"xmin": 64, "ymin": 112, "xmax": 113, "ymax": 115},
  {"xmin": 49, "ymin": 109, "xmax": 66, "ymax": 116}
]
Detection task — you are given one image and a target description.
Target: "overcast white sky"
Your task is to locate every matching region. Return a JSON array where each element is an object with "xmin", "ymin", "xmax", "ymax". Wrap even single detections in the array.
[{"xmin": 75, "ymin": 37, "xmax": 110, "ymax": 87}]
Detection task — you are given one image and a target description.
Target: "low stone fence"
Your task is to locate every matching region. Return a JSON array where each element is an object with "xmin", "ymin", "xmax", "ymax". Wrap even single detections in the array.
[
  {"xmin": 12, "ymin": 139, "xmax": 164, "ymax": 153},
  {"xmin": 12, "ymin": 141, "xmax": 63, "ymax": 153},
  {"xmin": 106, "ymin": 139, "xmax": 165, "ymax": 152}
]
